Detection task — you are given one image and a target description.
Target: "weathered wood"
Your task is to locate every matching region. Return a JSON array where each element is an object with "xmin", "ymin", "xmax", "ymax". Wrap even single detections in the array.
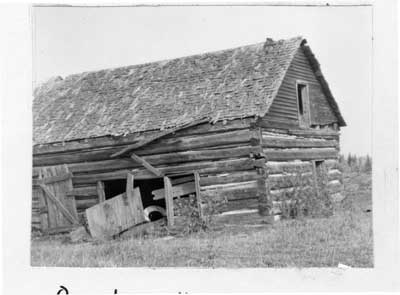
[
  {"xmin": 32, "ymin": 172, "xmax": 73, "ymax": 186},
  {"xmin": 127, "ymin": 173, "xmax": 145, "ymax": 224},
  {"xmin": 130, "ymin": 153, "xmax": 164, "ymax": 177},
  {"xmin": 263, "ymin": 148, "xmax": 337, "ymax": 161},
  {"xmin": 133, "ymin": 158, "xmax": 258, "ymax": 180},
  {"xmin": 33, "ymin": 129, "xmax": 254, "ymax": 167},
  {"xmin": 39, "ymin": 183, "xmax": 80, "ymax": 225},
  {"xmin": 86, "ymin": 188, "xmax": 143, "ymax": 240},
  {"xmin": 268, "ymin": 172, "xmax": 313, "ymax": 190},
  {"xmin": 201, "ymin": 181, "xmax": 261, "ymax": 204},
  {"xmin": 262, "ymin": 136, "xmax": 337, "ymax": 148},
  {"xmin": 288, "ymin": 129, "xmax": 339, "ymax": 138},
  {"xmin": 171, "ymin": 175, "xmax": 194, "ymax": 185},
  {"xmin": 38, "ymin": 165, "xmax": 79, "ymax": 229},
  {"xmin": 153, "ymin": 182, "xmax": 195, "ymax": 200},
  {"xmin": 164, "ymin": 177, "xmax": 174, "ymax": 227},
  {"xmin": 266, "ymin": 161, "xmax": 313, "ymax": 174},
  {"xmin": 33, "ymin": 118, "xmax": 254, "ymax": 155},
  {"xmin": 75, "ymin": 198, "xmax": 98, "ymax": 210},
  {"xmin": 111, "ymin": 119, "xmax": 210, "ymax": 158},
  {"xmin": 96, "ymin": 181, "xmax": 106, "ymax": 203},
  {"xmin": 73, "ymin": 170, "xmax": 131, "ymax": 185},
  {"xmin": 199, "ymin": 170, "xmax": 261, "ymax": 187},
  {"xmin": 33, "ymin": 185, "xmax": 48, "ymax": 231},
  {"xmin": 66, "ymin": 186, "xmax": 97, "ymax": 197},
  {"xmin": 194, "ymin": 171, "xmax": 203, "ymax": 219},
  {"xmin": 311, "ymin": 161, "xmax": 320, "ymax": 198},
  {"xmin": 64, "ymin": 145, "xmax": 258, "ymax": 175}
]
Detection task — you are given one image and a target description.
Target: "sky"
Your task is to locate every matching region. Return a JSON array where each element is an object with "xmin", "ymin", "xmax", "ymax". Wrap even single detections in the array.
[{"xmin": 33, "ymin": 5, "xmax": 372, "ymax": 156}]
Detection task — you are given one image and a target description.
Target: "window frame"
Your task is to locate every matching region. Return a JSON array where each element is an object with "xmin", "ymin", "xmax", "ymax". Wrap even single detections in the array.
[{"xmin": 295, "ymin": 80, "xmax": 311, "ymax": 127}]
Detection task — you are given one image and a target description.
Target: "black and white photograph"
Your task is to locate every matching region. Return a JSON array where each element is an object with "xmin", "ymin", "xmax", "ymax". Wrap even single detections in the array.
[{"xmin": 1, "ymin": 1, "xmax": 399, "ymax": 293}]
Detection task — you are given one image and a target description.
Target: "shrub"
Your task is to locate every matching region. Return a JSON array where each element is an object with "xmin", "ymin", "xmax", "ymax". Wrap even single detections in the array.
[{"xmin": 275, "ymin": 164, "xmax": 333, "ymax": 219}]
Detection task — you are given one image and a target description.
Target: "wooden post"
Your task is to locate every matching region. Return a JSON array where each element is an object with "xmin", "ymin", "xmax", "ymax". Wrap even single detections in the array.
[
  {"xmin": 125, "ymin": 173, "xmax": 134, "ymax": 207},
  {"xmin": 164, "ymin": 176, "xmax": 174, "ymax": 227},
  {"xmin": 194, "ymin": 171, "xmax": 203, "ymax": 220},
  {"xmin": 96, "ymin": 181, "xmax": 106, "ymax": 203},
  {"xmin": 311, "ymin": 160, "xmax": 320, "ymax": 198}
]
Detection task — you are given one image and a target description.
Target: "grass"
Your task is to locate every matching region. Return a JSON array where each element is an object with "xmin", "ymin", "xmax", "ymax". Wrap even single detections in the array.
[{"xmin": 31, "ymin": 171, "xmax": 373, "ymax": 267}]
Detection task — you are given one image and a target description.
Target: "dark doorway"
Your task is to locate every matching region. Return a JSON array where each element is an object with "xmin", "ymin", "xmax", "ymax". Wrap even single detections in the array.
[{"xmin": 103, "ymin": 179, "xmax": 126, "ymax": 200}]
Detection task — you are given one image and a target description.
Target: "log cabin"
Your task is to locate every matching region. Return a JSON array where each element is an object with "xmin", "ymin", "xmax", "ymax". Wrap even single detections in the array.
[{"xmin": 32, "ymin": 36, "xmax": 346, "ymax": 235}]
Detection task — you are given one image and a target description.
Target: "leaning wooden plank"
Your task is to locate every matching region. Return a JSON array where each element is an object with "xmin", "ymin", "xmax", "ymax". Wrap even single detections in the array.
[
  {"xmin": 126, "ymin": 173, "xmax": 145, "ymax": 224},
  {"xmin": 86, "ymin": 188, "xmax": 143, "ymax": 240},
  {"xmin": 164, "ymin": 177, "xmax": 174, "ymax": 227},
  {"xmin": 130, "ymin": 153, "xmax": 163, "ymax": 177},
  {"xmin": 111, "ymin": 118, "xmax": 209, "ymax": 158},
  {"xmin": 39, "ymin": 184, "xmax": 80, "ymax": 225},
  {"xmin": 96, "ymin": 181, "xmax": 106, "ymax": 203},
  {"xmin": 152, "ymin": 182, "xmax": 196, "ymax": 200},
  {"xmin": 263, "ymin": 148, "xmax": 338, "ymax": 161}
]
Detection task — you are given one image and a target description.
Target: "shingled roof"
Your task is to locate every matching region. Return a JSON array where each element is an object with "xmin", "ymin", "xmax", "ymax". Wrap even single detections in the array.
[{"xmin": 33, "ymin": 36, "xmax": 344, "ymax": 145}]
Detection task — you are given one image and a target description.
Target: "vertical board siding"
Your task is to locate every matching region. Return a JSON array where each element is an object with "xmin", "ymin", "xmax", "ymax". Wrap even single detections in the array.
[{"xmin": 264, "ymin": 47, "xmax": 338, "ymax": 126}]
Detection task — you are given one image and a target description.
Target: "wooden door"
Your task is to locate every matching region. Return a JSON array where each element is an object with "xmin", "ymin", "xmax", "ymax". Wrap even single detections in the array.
[
  {"xmin": 34, "ymin": 165, "xmax": 79, "ymax": 232},
  {"xmin": 86, "ymin": 188, "xmax": 144, "ymax": 240}
]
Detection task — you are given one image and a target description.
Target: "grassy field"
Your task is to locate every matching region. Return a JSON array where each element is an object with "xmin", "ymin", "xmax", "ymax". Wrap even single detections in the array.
[{"xmin": 31, "ymin": 171, "xmax": 373, "ymax": 267}]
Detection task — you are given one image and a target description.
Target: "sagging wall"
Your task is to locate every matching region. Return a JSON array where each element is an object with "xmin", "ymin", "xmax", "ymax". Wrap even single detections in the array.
[{"xmin": 32, "ymin": 118, "xmax": 267, "ymax": 230}]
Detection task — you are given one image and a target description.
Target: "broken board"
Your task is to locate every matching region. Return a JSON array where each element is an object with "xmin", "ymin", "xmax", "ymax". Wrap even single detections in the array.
[
  {"xmin": 152, "ymin": 181, "xmax": 195, "ymax": 200},
  {"xmin": 86, "ymin": 188, "xmax": 144, "ymax": 240}
]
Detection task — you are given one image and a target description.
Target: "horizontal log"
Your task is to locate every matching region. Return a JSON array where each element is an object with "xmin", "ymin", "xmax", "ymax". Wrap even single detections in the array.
[
  {"xmin": 270, "ymin": 186, "xmax": 313, "ymax": 201},
  {"xmin": 288, "ymin": 129, "xmax": 339, "ymax": 139},
  {"xmin": 66, "ymin": 186, "xmax": 97, "ymax": 197},
  {"xmin": 327, "ymin": 180, "xmax": 342, "ymax": 193},
  {"xmin": 33, "ymin": 130, "xmax": 256, "ymax": 167},
  {"xmin": 262, "ymin": 137, "xmax": 337, "ymax": 149},
  {"xmin": 199, "ymin": 171, "xmax": 261, "ymax": 187},
  {"xmin": 258, "ymin": 118, "xmax": 299, "ymax": 130},
  {"xmin": 264, "ymin": 148, "xmax": 338, "ymax": 161},
  {"xmin": 134, "ymin": 158, "xmax": 259, "ymax": 180},
  {"xmin": 72, "ymin": 158, "xmax": 258, "ymax": 185},
  {"xmin": 268, "ymin": 173, "xmax": 313, "ymax": 190},
  {"xmin": 32, "ymin": 172, "xmax": 72, "ymax": 186},
  {"xmin": 201, "ymin": 181, "xmax": 262, "ymax": 203},
  {"xmin": 328, "ymin": 169, "xmax": 342, "ymax": 181},
  {"xmin": 152, "ymin": 182, "xmax": 195, "ymax": 200},
  {"xmin": 266, "ymin": 161, "xmax": 313, "ymax": 174},
  {"xmin": 33, "ymin": 118, "xmax": 255, "ymax": 155},
  {"xmin": 73, "ymin": 170, "xmax": 131, "ymax": 185}
]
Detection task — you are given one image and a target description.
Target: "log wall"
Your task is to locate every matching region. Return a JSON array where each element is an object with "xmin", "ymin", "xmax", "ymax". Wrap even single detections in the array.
[
  {"xmin": 32, "ymin": 119, "xmax": 266, "ymax": 229},
  {"xmin": 32, "ymin": 117, "xmax": 344, "ymax": 231},
  {"xmin": 260, "ymin": 128, "xmax": 343, "ymax": 212}
]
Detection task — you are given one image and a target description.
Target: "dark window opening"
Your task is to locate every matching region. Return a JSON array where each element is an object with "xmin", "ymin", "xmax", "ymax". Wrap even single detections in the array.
[{"xmin": 297, "ymin": 83, "xmax": 307, "ymax": 115}]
